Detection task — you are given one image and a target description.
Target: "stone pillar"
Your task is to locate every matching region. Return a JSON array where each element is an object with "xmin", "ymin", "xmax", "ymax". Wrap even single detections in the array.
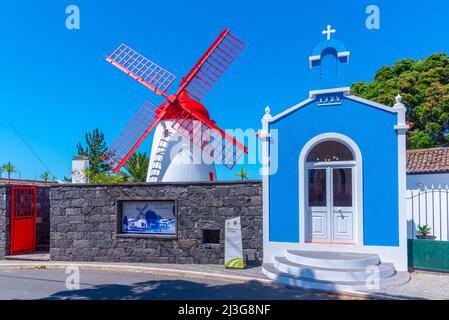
[
  {"xmin": 260, "ymin": 106, "xmax": 271, "ymax": 264},
  {"xmin": 394, "ymin": 94, "xmax": 410, "ymax": 271}
]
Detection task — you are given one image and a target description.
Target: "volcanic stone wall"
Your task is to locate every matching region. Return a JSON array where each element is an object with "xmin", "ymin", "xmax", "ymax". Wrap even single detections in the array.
[
  {"xmin": 0, "ymin": 186, "xmax": 9, "ymax": 259},
  {"xmin": 50, "ymin": 181, "xmax": 263, "ymax": 265},
  {"xmin": 36, "ymin": 187, "xmax": 51, "ymax": 250}
]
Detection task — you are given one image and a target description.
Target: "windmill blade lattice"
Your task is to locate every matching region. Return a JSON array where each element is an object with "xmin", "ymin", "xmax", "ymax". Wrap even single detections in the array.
[
  {"xmin": 172, "ymin": 109, "xmax": 247, "ymax": 170},
  {"xmin": 102, "ymin": 29, "xmax": 247, "ymax": 176},
  {"xmin": 179, "ymin": 30, "xmax": 245, "ymax": 101},
  {"xmin": 101, "ymin": 100, "xmax": 168, "ymax": 172},
  {"xmin": 107, "ymin": 44, "xmax": 176, "ymax": 96}
]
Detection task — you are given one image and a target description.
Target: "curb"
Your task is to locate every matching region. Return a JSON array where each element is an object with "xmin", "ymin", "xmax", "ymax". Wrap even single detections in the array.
[{"xmin": 0, "ymin": 262, "xmax": 272, "ymax": 285}]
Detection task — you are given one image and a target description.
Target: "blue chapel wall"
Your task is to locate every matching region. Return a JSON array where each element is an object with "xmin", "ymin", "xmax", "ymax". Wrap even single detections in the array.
[
  {"xmin": 312, "ymin": 39, "xmax": 348, "ymax": 57},
  {"xmin": 320, "ymin": 48, "xmax": 338, "ymax": 89},
  {"xmin": 268, "ymin": 96, "xmax": 399, "ymax": 247}
]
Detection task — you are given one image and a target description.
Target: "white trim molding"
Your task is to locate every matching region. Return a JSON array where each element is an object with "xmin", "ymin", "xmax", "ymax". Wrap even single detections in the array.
[
  {"xmin": 337, "ymin": 51, "xmax": 350, "ymax": 58},
  {"xmin": 261, "ymin": 106, "xmax": 272, "ymax": 266},
  {"xmin": 308, "ymin": 55, "xmax": 321, "ymax": 68},
  {"xmin": 394, "ymin": 94, "xmax": 409, "ymax": 271},
  {"xmin": 269, "ymin": 98, "xmax": 315, "ymax": 123},
  {"xmin": 309, "ymin": 87, "xmax": 351, "ymax": 99},
  {"xmin": 346, "ymin": 95, "xmax": 397, "ymax": 114},
  {"xmin": 268, "ymin": 89, "xmax": 401, "ymax": 124},
  {"xmin": 298, "ymin": 133, "xmax": 364, "ymax": 246},
  {"xmin": 308, "ymin": 52, "xmax": 351, "ymax": 68}
]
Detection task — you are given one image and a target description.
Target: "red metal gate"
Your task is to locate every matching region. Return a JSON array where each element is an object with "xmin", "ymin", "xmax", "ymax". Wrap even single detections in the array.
[{"xmin": 10, "ymin": 186, "xmax": 37, "ymax": 255}]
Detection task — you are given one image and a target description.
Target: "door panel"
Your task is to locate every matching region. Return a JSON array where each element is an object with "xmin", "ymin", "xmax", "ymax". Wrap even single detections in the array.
[
  {"xmin": 306, "ymin": 166, "xmax": 355, "ymax": 244},
  {"xmin": 332, "ymin": 208, "xmax": 354, "ymax": 242},
  {"xmin": 307, "ymin": 169, "xmax": 330, "ymax": 242},
  {"xmin": 10, "ymin": 187, "xmax": 37, "ymax": 255},
  {"xmin": 309, "ymin": 209, "xmax": 330, "ymax": 242},
  {"xmin": 331, "ymin": 168, "xmax": 354, "ymax": 243}
]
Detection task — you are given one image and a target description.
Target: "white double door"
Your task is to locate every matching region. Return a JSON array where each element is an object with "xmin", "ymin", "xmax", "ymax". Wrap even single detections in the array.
[{"xmin": 306, "ymin": 165, "xmax": 355, "ymax": 244}]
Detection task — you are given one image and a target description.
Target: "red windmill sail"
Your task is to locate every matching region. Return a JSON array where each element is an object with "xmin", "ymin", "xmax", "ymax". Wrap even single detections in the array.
[
  {"xmin": 172, "ymin": 109, "xmax": 247, "ymax": 170},
  {"xmin": 101, "ymin": 101, "xmax": 169, "ymax": 170},
  {"xmin": 102, "ymin": 29, "xmax": 247, "ymax": 173},
  {"xmin": 106, "ymin": 44, "xmax": 176, "ymax": 97},
  {"xmin": 178, "ymin": 29, "xmax": 245, "ymax": 101}
]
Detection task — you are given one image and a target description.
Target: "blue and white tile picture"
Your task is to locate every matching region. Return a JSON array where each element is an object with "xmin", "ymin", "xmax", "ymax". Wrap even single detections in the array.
[{"xmin": 121, "ymin": 201, "xmax": 176, "ymax": 236}]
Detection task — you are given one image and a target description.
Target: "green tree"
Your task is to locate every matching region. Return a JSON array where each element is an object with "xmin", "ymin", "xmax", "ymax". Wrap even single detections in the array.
[
  {"xmin": 124, "ymin": 152, "xmax": 149, "ymax": 182},
  {"xmin": 77, "ymin": 128, "xmax": 109, "ymax": 175},
  {"xmin": 40, "ymin": 171, "xmax": 51, "ymax": 184},
  {"xmin": 351, "ymin": 53, "xmax": 449, "ymax": 149},
  {"xmin": 62, "ymin": 169, "xmax": 73, "ymax": 183},
  {"xmin": 235, "ymin": 167, "xmax": 249, "ymax": 180},
  {"xmin": 82, "ymin": 168, "xmax": 124, "ymax": 184},
  {"xmin": 1, "ymin": 162, "xmax": 16, "ymax": 181}
]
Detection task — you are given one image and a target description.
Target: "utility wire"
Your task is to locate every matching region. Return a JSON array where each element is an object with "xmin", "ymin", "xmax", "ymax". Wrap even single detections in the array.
[{"xmin": 0, "ymin": 111, "xmax": 57, "ymax": 180}]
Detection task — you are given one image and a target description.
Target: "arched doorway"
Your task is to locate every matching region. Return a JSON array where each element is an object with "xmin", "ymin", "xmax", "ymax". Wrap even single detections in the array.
[{"xmin": 300, "ymin": 134, "xmax": 363, "ymax": 245}]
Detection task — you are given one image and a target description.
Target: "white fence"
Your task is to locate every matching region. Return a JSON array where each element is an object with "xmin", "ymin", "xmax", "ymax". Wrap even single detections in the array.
[{"xmin": 407, "ymin": 186, "xmax": 449, "ymax": 241}]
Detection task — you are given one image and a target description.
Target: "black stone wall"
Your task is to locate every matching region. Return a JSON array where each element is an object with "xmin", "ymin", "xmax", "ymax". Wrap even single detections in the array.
[
  {"xmin": 36, "ymin": 187, "xmax": 50, "ymax": 250},
  {"xmin": 50, "ymin": 181, "xmax": 263, "ymax": 265},
  {"xmin": 0, "ymin": 186, "xmax": 9, "ymax": 259}
]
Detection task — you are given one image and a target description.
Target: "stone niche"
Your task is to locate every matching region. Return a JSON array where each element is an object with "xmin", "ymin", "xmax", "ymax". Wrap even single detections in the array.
[{"xmin": 50, "ymin": 181, "xmax": 263, "ymax": 265}]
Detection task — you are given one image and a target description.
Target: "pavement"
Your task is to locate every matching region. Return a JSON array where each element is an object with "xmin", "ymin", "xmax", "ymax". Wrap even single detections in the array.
[
  {"xmin": 0, "ymin": 259, "xmax": 448, "ymax": 300},
  {"xmin": 371, "ymin": 270, "xmax": 449, "ymax": 300},
  {"xmin": 0, "ymin": 264, "xmax": 358, "ymax": 300}
]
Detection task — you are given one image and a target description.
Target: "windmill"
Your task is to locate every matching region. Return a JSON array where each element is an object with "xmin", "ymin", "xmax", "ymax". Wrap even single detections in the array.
[{"xmin": 102, "ymin": 29, "xmax": 248, "ymax": 182}]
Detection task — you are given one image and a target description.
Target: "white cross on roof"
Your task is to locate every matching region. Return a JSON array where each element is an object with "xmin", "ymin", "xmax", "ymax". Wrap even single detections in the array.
[{"xmin": 322, "ymin": 25, "xmax": 336, "ymax": 41}]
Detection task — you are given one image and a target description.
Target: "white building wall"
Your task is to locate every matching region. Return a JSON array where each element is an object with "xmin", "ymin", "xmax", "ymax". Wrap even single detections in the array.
[
  {"xmin": 406, "ymin": 186, "xmax": 449, "ymax": 241},
  {"xmin": 407, "ymin": 173, "xmax": 449, "ymax": 189}
]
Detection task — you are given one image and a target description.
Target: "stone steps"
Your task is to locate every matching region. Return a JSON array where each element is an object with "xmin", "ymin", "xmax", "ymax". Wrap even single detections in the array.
[
  {"xmin": 263, "ymin": 263, "xmax": 410, "ymax": 292},
  {"xmin": 274, "ymin": 256, "xmax": 396, "ymax": 282},
  {"xmin": 285, "ymin": 250, "xmax": 380, "ymax": 269},
  {"xmin": 263, "ymin": 250, "xmax": 410, "ymax": 292}
]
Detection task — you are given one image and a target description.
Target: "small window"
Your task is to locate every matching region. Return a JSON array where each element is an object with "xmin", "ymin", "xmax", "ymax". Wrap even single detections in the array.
[
  {"xmin": 307, "ymin": 141, "xmax": 354, "ymax": 163},
  {"xmin": 203, "ymin": 229, "xmax": 220, "ymax": 244}
]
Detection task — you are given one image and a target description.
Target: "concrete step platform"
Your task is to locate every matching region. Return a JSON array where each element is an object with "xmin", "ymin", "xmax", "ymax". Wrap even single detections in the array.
[
  {"xmin": 4, "ymin": 252, "xmax": 50, "ymax": 262},
  {"xmin": 274, "ymin": 256, "xmax": 396, "ymax": 282},
  {"xmin": 263, "ymin": 250, "xmax": 410, "ymax": 293},
  {"xmin": 263, "ymin": 263, "xmax": 410, "ymax": 293},
  {"xmin": 286, "ymin": 250, "xmax": 380, "ymax": 269}
]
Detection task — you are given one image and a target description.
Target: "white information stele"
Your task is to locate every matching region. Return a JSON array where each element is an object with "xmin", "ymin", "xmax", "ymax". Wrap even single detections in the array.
[{"xmin": 224, "ymin": 217, "xmax": 244, "ymax": 269}]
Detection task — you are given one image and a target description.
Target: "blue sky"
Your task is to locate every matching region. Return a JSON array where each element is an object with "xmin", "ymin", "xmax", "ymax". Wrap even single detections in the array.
[{"xmin": 1, "ymin": 0, "xmax": 449, "ymax": 181}]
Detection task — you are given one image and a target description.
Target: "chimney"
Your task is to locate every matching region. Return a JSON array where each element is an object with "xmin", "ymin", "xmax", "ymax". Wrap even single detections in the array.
[{"xmin": 72, "ymin": 156, "xmax": 89, "ymax": 183}]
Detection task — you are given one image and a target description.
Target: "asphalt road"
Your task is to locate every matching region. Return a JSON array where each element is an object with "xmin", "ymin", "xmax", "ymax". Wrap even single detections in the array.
[{"xmin": 0, "ymin": 268, "xmax": 354, "ymax": 300}]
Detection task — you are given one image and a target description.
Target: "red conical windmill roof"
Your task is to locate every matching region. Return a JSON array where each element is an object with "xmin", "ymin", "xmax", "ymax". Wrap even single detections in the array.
[{"xmin": 161, "ymin": 92, "xmax": 210, "ymax": 121}]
